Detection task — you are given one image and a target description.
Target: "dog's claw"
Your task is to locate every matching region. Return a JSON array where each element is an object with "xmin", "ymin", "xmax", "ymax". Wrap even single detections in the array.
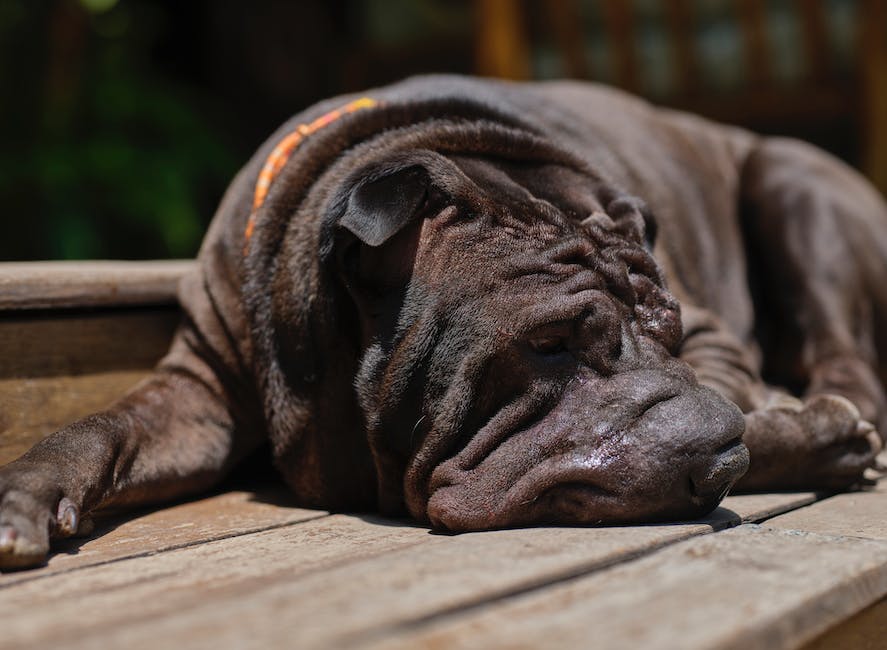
[{"xmin": 56, "ymin": 498, "xmax": 79, "ymax": 537}]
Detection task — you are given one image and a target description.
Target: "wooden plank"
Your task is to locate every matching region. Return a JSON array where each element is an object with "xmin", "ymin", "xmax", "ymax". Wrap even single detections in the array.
[
  {"xmin": 765, "ymin": 483, "xmax": 887, "ymax": 540},
  {"xmin": 0, "ymin": 309, "xmax": 178, "ymax": 378},
  {"xmin": 473, "ymin": 0, "xmax": 531, "ymax": 80},
  {"xmin": 722, "ymin": 491, "xmax": 818, "ymax": 522},
  {"xmin": 0, "ymin": 260, "xmax": 193, "ymax": 310},
  {"xmin": 0, "ymin": 309, "xmax": 179, "ymax": 465},
  {"xmin": 370, "ymin": 525, "xmax": 887, "ymax": 650},
  {"xmin": 600, "ymin": 0, "xmax": 638, "ymax": 92},
  {"xmin": 800, "ymin": 597, "xmax": 887, "ymax": 650},
  {"xmin": 0, "ymin": 513, "xmax": 434, "ymax": 648},
  {"xmin": 0, "ymin": 488, "xmax": 326, "ymax": 587},
  {"xmin": 4, "ymin": 520, "xmax": 727, "ymax": 649},
  {"xmin": 0, "ymin": 492, "xmax": 826, "ymax": 649},
  {"xmin": 0, "ymin": 370, "xmax": 153, "ymax": 466}
]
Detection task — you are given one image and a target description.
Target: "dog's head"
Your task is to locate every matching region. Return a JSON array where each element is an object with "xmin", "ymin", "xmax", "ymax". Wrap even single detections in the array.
[{"xmin": 310, "ymin": 134, "xmax": 749, "ymax": 531}]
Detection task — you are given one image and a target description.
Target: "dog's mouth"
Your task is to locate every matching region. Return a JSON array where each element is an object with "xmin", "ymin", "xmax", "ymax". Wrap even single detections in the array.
[
  {"xmin": 418, "ymin": 373, "xmax": 747, "ymax": 531},
  {"xmin": 687, "ymin": 438, "xmax": 749, "ymax": 506}
]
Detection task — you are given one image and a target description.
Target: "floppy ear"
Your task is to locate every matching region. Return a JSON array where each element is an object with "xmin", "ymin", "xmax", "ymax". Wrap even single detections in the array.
[
  {"xmin": 330, "ymin": 164, "xmax": 443, "ymax": 348},
  {"xmin": 338, "ymin": 166, "xmax": 431, "ymax": 247}
]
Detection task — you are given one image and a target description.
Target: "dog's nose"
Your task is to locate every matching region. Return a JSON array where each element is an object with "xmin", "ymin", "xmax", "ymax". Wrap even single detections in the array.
[{"xmin": 688, "ymin": 440, "xmax": 750, "ymax": 505}]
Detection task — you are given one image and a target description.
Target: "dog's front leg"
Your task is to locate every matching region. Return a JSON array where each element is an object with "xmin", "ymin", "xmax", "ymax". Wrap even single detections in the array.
[{"xmin": 0, "ymin": 326, "xmax": 263, "ymax": 570}]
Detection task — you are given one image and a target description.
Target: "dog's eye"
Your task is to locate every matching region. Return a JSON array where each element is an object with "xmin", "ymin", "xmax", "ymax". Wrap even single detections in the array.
[{"xmin": 528, "ymin": 336, "xmax": 568, "ymax": 355}]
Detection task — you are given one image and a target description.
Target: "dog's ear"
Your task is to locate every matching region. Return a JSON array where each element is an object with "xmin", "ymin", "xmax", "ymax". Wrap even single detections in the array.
[
  {"xmin": 330, "ymin": 164, "xmax": 444, "ymax": 346},
  {"xmin": 338, "ymin": 166, "xmax": 431, "ymax": 247}
]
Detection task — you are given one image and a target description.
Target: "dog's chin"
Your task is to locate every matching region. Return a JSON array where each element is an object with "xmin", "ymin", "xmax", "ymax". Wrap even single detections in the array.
[
  {"xmin": 424, "ymin": 478, "xmax": 623, "ymax": 531},
  {"xmin": 423, "ymin": 464, "xmax": 737, "ymax": 532}
]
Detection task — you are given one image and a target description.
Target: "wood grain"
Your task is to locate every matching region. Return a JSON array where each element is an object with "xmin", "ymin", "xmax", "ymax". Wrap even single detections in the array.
[
  {"xmin": 0, "ymin": 260, "xmax": 193, "ymax": 310},
  {"xmin": 0, "ymin": 513, "xmax": 432, "ymax": 648},
  {"xmin": 765, "ymin": 483, "xmax": 887, "ymax": 540},
  {"xmin": 0, "ymin": 493, "xmax": 825, "ymax": 649},
  {"xmin": 371, "ymin": 525, "xmax": 887, "ymax": 650},
  {"xmin": 0, "ymin": 371, "xmax": 153, "ymax": 465},
  {"xmin": 801, "ymin": 597, "xmax": 887, "ymax": 650},
  {"xmin": 0, "ymin": 309, "xmax": 179, "ymax": 379},
  {"xmin": 0, "ymin": 488, "xmax": 326, "ymax": 588},
  {"xmin": 0, "ymin": 309, "xmax": 179, "ymax": 466},
  {"xmin": 722, "ymin": 491, "xmax": 818, "ymax": 522}
]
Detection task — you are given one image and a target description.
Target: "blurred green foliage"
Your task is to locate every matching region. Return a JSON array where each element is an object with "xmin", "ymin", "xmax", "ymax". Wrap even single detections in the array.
[{"xmin": 0, "ymin": 0, "xmax": 239, "ymax": 260}]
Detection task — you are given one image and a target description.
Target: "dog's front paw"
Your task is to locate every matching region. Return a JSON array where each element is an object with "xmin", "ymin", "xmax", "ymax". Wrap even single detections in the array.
[
  {"xmin": 0, "ymin": 464, "xmax": 85, "ymax": 570},
  {"xmin": 738, "ymin": 394, "xmax": 883, "ymax": 491}
]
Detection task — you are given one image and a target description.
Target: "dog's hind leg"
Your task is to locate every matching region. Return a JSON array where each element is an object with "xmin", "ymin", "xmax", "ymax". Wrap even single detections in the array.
[{"xmin": 728, "ymin": 137, "xmax": 887, "ymax": 490}]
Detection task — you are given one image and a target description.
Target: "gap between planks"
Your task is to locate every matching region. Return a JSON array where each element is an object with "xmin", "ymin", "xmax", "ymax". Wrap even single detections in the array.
[
  {"xmin": 370, "ymin": 524, "xmax": 887, "ymax": 650},
  {"xmin": 0, "ymin": 490, "xmax": 821, "ymax": 649},
  {"xmin": 0, "ymin": 488, "xmax": 329, "ymax": 589},
  {"xmin": 367, "ymin": 482, "xmax": 887, "ymax": 650},
  {"xmin": 0, "ymin": 489, "xmax": 819, "ymax": 590}
]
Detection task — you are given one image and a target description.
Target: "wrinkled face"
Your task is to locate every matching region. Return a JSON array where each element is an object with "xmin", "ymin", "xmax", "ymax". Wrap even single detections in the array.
[{"xmin": 338, "ymin": 151, "xmax": 749, "ymax": 530}]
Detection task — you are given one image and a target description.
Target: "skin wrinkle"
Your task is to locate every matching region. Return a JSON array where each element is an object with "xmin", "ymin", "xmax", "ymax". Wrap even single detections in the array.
[
  {"xmin": 388, "ymin": 191, "xmax": 692, "ymax": 524},
  {"xmin": 449, "ymin": 381, "xmax": 562, "ymax": 475},
  {"xmin": 344, "ymin": 130, "xmax": 696, "ymax": 520},
  {"xmin": 253, "ymin": 117, "xmax": 571, "ymax": 467},
  {"xmin": 425, "ymin": 370, "xmax": 697, "ymax": 529},
  {"xmin": 403, "ymin": 339, "xmax": 495, "ymax": 514},
  {"xmin": 362, "ymin": 309, "xmax": 443, "ymax": 459}
]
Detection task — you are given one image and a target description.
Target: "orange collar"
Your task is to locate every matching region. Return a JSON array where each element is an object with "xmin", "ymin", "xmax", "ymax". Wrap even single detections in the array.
[{"xmin": 243, "ymin": 96, "xmax": 379, "ymax": 248}]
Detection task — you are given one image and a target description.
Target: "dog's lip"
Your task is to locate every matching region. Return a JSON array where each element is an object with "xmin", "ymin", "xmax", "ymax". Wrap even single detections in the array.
[
  {"xmin": 538, "ymin": 481, "xmax": 616, "ymax": 517},
  {"xmin": 634, "ymin": 388, "xmax": 684, "ymax": 416},
  {"xmin": 425, "ymin": 388, "xmax": 685, "ymax": 497},
  {"xmin": 688, "ymin": 438, "xmax": 749, "ymax": 505},
  {"xmin": 717, "ymin": 437, "xmax": 751, "ymax": 477}
]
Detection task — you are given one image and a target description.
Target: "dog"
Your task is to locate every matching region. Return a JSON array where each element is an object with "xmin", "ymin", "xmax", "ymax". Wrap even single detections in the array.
[{"xmin": 1, "ymin": 75, "xmax": 885, "ymax": 569}]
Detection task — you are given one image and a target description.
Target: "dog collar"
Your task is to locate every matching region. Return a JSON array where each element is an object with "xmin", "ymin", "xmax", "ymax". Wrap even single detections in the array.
[{"xmin": 243, "ymin": 96, "xmax": 379, "ymax": 249}]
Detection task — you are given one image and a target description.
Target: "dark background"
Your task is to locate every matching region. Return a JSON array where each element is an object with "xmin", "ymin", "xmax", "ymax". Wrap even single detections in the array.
[{"xmin": 2, "ymin": 0, "xmax": 885, "ymax": 261}]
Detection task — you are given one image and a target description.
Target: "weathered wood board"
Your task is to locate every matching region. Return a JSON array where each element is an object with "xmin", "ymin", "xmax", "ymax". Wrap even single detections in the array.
[
  {"xmin": 0, "ymin": 490, "xmax": 821, "ymax": 650},
  {"xmin": 368, "ymin": 525, "xmax": 887, "ymax": 650},
  {"xmin": 1, "ymin": 260, "xmax": 885, "ymax": 650},
  {"xmin": 720, "ymin": 491, "xmax": 819, "ymax": 523},
  {"xmin": 766, "ymin": 483, "xmax": 887, "ymax": 540},
  {"xmin": 0, "ymin": 260, "xmax": 189, "ymax": 465},
  {"xmin": 800, "ymin": 596, "xmax": 887, "ymax": 650},
  {"xmin": 0, "ymin": 260, "xmax": 194, "ymax": 310},
  {"xmin": 0, "ymin": 489, "xmax": 328, "ymax": 588},
  {"xmin": 0, "ymin": 309, "xmax": 180, "ymax": 465}
]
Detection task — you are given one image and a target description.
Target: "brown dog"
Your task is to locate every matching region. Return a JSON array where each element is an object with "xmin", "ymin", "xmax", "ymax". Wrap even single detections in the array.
[{"xmin": 1, "ymin": 76, "xmax": 884, "ymax": 568}]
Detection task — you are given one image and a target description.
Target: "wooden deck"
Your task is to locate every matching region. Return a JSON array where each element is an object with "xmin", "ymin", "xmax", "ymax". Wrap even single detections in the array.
[{"xmin": 2, "ymin": 261, "xmax": 886, "ymax": 649}]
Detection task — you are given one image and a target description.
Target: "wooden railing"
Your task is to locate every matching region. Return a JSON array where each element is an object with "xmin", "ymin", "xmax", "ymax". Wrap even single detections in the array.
[
  {"xmin": 0, "ymin": 260, "xmax": 194, "ymax": 465},
  {"xmin": 474, "ymin": 0, "xmax": 887, "ymax": 194}
]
